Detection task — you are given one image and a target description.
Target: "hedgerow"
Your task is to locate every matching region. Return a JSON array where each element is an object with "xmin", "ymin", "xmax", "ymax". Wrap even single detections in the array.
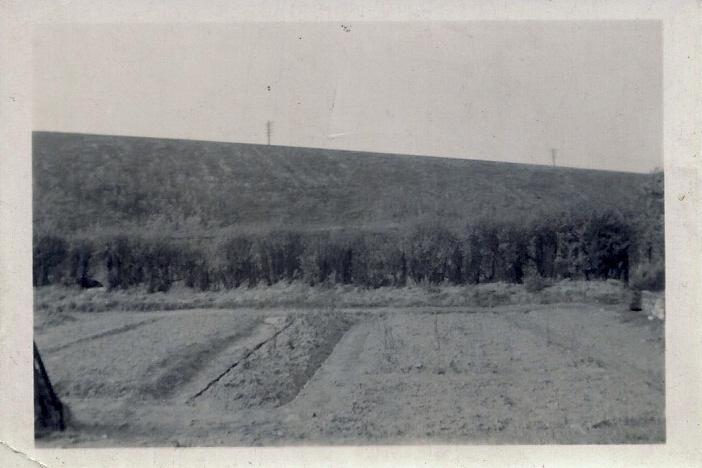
[{"xmin": 32, "ymin": 208, "xmax": 663, "ymax": 292}]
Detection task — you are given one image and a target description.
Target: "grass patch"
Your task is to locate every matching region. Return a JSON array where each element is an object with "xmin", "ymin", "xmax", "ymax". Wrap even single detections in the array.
[{"xmin": 34, "ymin": 279, "xmax": 635, "ymax": 321}]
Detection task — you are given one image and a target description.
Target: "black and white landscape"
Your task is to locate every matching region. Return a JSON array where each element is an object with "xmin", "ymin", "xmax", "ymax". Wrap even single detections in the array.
[
  {"xmin": 33, "ymin": 132, "xmax": 664, "ymax": 446},
  {"xmin": 31, "ymin": 22, "xmax": 664, "ymax": 446}
]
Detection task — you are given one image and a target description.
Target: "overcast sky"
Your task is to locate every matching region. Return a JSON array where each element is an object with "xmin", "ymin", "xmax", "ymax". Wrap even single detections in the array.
[{"xmin": 33, "ymin": 21, "xmax": 662, "ymax": 172}]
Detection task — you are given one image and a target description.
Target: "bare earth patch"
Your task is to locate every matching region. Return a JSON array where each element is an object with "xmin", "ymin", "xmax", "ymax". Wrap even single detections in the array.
[{"xmin": 34, "ymin": 302, "xmax": 664, "ymax": 446}]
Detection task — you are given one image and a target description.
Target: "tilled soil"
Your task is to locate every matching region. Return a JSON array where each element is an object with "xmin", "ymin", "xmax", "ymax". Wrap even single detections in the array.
[
  {"xmin": 190, "ymin": 311, "xmax": 355, "ymax": 410},
  {"xmin": 34, "ymin": 303, "xmax": 664, "ymax": 446},
  {"xmin": 282, "ymin": 307, "xmax": 663, "ymax": 445},
  {"xmin": 35, "ymin": 309, "xmax": 263, "ymax": 400}
]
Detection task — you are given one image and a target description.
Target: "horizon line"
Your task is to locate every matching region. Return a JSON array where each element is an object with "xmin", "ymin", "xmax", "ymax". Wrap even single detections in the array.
[{"xmin": 32, "ymin": 129, "xmax": 660, "ymax": 176}]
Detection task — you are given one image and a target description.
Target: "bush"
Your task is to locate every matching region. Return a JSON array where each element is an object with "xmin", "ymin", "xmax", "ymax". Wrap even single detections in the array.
[
  {"xmin": 103, "ymin": 235, "xmax": 145, "ymax": 290},
  {"xmin": 406, "ymin": 223, "xmax": 459, "ymax": 284},
  {"xmin": 66, "ymin": 239, "xmax": 96, "ymax": 287},
  {"xmin": 33, "ymin": 235, "xmax": 68, "ymax": 286},
  {"xmin": 351, "ymin": 234, "xmax": 407, "ymax": 288},
  {"xmin": 523, "ymin": 273, "xmax": 553, "ymax": 293},
  {"xmin": 182, "ymin": 246, "xmax": 213, "ymax": 291},
  {"xmin": 214, "ymin": 236, "xmax": 256, "ymax": 288},
  {"xmin": 580, "ymin": 210, "xmax": 632, "ymax": 281},
  {"xmin": 142, "ymin": 237, "xmax": 182, "ymax": 293},
  {"xmin": 31, "ymin": 206, "xmax": 663, "ymax": 293},
  {"xmin": 630, "ymin": 261, "xmax": 665, "ymax": 291},
  {"xmin": 252, "ymin": 232, "xmax": 303, "ymax": 285}
]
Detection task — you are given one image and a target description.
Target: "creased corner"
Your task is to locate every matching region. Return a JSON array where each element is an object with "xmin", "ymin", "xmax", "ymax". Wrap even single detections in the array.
[{"xmin": 0, "ymin": 440, "xmax": 50, "ymax": 468}]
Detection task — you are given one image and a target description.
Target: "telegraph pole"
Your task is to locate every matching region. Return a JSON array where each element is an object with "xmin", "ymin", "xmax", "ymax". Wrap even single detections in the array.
[
  {"xmin": 266, "ymin": 121, "xmax": 272, "ymax": 145},
  {"xmin": 551, "ymin": 148, "xmax": 557, "ymax": 167}
]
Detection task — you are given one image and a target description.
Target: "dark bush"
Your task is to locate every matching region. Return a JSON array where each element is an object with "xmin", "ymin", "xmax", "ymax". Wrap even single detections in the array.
[
  {"xmin": 581, "ymin": 210, "xmax": 632, "ymax": 281},
  {"xmin": 66, "ymin": 239, "xmax": 96, "ymax": 288},
  {"xmin": 530, "ymin": 220, "xmax": 558, "ymax": 278},
  {"xmin": 298, "ymin": 232, "xmax": 354, "ymax": 286},
  {"xmin": 406, "ymin": 223, "xmax": 459, "ymax": 284},
  {"xmin": 33, "ymin": 235, "xmax": 68, "ymax": 286},
  {"xmin": 252, "ymin": 232, "xmax": 303, "ymax": 285},
  {"xmin": 523, "ymin": 273, "xmax": 553, "ymax": 293},
  {"xmin": 498, "ymin": 224, "xmax": 529, "ymax": 283},
  {"xmin": 32, "ymin": 206, "xmax": 663, "ymax": 293},
  {"xmin": 630, "ymin": 261, "xmax": 665, "ymax": 291},
  {"xmin": 142, "ymin": 238, "xmax": 182, "ymax": 293},
  {"xmin": 463, "ymin": 232, "xmax": 483, "ymax": 284},
  {"xmin": 350, "ymin": 233, "xmax": 406, "ymax": 288},
  {"xmin": 214, "ymin": 236, "xmax": 257, "ymax": 288},
  {"xmin": 182, "ymin": 246, "xmax": 212, "ymax": 291},
  {"xmin": 103, "ymin": 235, "xmax": 144, "ymax": 290}
]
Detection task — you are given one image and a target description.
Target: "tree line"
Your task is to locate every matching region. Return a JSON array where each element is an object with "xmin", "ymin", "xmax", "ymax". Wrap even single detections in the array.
[{"xmin": 32, "ymin": 207, "xmax": 664, "ymax": 293}]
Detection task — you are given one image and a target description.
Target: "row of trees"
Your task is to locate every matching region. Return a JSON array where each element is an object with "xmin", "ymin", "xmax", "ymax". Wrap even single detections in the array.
[{"xmin": 33, "ymin": 208, "xmax": 664, "ymax": 292}]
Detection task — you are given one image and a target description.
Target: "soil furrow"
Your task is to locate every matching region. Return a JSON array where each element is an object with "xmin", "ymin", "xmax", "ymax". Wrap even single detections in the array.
[
  {"xmin": 140, "ymin": 319, "xmax": 262, "ymax": 399},
  {"xmin": 45, "ymin": 317, "xmax": 163, "ymax": 353},
  {"xmin": 187, "ymin": 321, "xmax": 294, "ymax": 402},
  {"xmin": 35, "ymin": 305, "xmax": 665, "ymax": 446},
  {"xmin": 277, "ymin": 316, "xmax": 357, "ymax": 407}
]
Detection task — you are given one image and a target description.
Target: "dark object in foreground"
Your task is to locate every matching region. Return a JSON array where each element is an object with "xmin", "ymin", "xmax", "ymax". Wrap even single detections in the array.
[
  {"xmin": 629, "ymin": 289, "xmax": 643, "ymax": 311},
  {"xmin": 78, "ymin": 277, "xmax": 103, "ymax": 289},
  {"xmin": 34, "ymin": 342, "xmax": 66, "ymax": 434}
]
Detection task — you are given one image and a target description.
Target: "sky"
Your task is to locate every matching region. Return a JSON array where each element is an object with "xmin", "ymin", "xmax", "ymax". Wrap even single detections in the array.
[{"xmin": 33, "ymin": 21, "xmax": 662, "ymax": 173}]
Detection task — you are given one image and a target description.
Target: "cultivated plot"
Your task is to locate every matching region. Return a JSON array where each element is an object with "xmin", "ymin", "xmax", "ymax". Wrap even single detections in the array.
[{"xmin": 35, "ymin": 303, "xmax": 664, "ymax": 446}]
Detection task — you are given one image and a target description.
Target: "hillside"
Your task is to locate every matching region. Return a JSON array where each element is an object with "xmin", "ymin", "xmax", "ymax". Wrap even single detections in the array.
[{"xmin": 32, "ymin": 132, "xmax": 659, "ymax": 236}]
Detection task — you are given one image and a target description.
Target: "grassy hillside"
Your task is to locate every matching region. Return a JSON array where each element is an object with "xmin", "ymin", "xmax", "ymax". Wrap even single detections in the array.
[{"xmin": 33, "ymin": 132, "xmax": 658, "ymax": 236}]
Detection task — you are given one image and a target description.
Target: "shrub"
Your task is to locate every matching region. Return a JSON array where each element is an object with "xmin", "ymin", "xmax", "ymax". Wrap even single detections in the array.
[
  {"xmin": 252, "ymin": 232, "xmax": 303, "ymax": 285},
  {"xmin": 350, "ymin": 233, "xmax": 406, "ymax": 288},
  {"xmin": 498, "ymin": 224, "xmax": 529, "ymax": 283},
  {"xmin": 182, "ymin": 246, "xmax": 213, "ymax": 291},
  {"xmin": 103, "ymin": 235, "xmax": 144, "ymax": 290},
  {"xmin": 523, "ymin": 273, "xmax": 553, "ymax": 293},
  {"xmin": 66, "ymin": 239, "xmax": 95, "ymax": 287},
  {"xmin": 463, "ymin": 232, "xmax": 483, "ymax": 284},
  {"xmin": 529, "ymin": 219, "xmax": 558, "ymax": 278},
  {"xmin": 31, "ymin": 206, "xmax": 663, "ymax": 293},
  {"xmin": 580, "ymin": 210, "xmax": 632, "ymax": 281},
  {"xmin": 142, "ymin": 237, "xmax": 182, "ymax": 292},
  {"xmin": 33, "ymin": 235, "xmax": 68, "ymax": 286},
  {"xmin": 406, "ymin": 223, "xmax": 459, "ymax": 284},
  {"xmin": 630, "ymin": 261, "xmax": 665, "ymax": 291},
  {"xmin": 214, "ymin": 236, "xmax": 257, "ymax": 288}
]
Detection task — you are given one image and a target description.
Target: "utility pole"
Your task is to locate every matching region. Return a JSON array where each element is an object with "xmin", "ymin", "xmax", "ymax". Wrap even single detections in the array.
[
  {"xmin": 551, "ymin": 148, "xmax": 557, "ymax": 167},
  {"xmin": 266, "ymin": 121, "xmax": 272, "ymax": 145}
]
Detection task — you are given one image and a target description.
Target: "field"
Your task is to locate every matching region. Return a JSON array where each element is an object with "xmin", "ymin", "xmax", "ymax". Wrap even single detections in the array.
[
  {"xmin": 32, "ymin": 133, "xmax": 665, "ymax": 446},
  {"xmin": 34, "ymin": 284, "xmax": 664, "ymax": 446},
  {"xmin": 33, "ymin": 132, "xmax": 660, "ymax": 235}
]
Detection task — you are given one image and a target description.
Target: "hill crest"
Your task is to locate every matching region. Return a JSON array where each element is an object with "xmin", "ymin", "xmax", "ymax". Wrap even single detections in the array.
[{"xmin": 32, "ymin": 131, "xmax": 659, "ymax": 236}]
